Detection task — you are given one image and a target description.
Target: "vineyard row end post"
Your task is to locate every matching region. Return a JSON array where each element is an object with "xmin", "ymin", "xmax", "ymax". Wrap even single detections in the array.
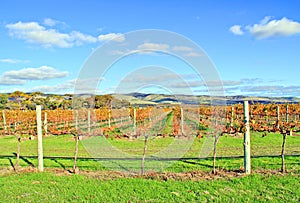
[
  {"xmin": 36, "ymin": 105, "xmax": 44, "ymax": 172},
  {"xmin": 243, "ymin": 100, "xmax": 251, "ymax": 174}
]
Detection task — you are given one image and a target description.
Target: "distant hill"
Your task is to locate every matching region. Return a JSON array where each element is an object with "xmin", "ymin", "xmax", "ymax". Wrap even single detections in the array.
[{"xmin": 113, "ymin": 93, "xmax": 300, "ymax": 106}]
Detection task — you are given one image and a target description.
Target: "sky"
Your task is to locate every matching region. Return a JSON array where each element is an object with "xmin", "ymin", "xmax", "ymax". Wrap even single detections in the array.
[{"xmin": 0, "ymin": 0, "xmax": 300, "ymax": 97}]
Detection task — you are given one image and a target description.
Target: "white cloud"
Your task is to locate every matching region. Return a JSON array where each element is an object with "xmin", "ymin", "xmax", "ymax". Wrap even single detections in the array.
[
  {"xmin": 31, "ymin": 79, "xmax": 75, "ymax": 93},
  {"xmin": 43, "ymin": 18, "xmax": 57, "ymax": 26},
  {"xmin": 229, "ymin": 25, "xmax": 244, "ymax": 35},
  {"xmin": 110, "ymin": 44, "xmax": 201, "ymax": 57},
  {"xmin": 110, "ymin": 50, "xmax": 126, "ymax": 55},
  {"xmin": 98, "ymin": 33, "xmax": 125, "ymax": 42},
  {"xmin": 260, "ymin": 16, "xmax": 272, "ymax": 25},
  {"xmin": 109, "ymin": 43, "xmax": 170, "ymax": 56},
  {"xmin": 6, "ymin": 21, "xmax": 70, "ymax": 48},
  {"xmin": 0, "ymin": 58, "xmax": 29, "ymax": 63},
  {"xmin": 6, "ymin": 21, "xmax": 98, "ymax": 48},
  {"xmin": 3, "ymin": 66, "xmax": 68, "ymax": 80},
  {"xmin": 0, "ymin": 77, "xmax": 25, "ymax": 85},
  {"xmin": 230, "ymin": 16, "xmax": 300, "ymax": 39},
  {"xmin": 184, "ymin": 52, "xmax": 203, "ymax": 57},
  {"xmin": 137, "ymin": 43, "xmax": 169, "ymax": 50},
  {"xmin": 70, "ymin": 31, "xmax": 98, "ymax": 45},
  {"xmin": 0, "ymin": 66, "xmax": 68, "ymax": 85},
  {"xmin": 247, "ymin": 17, "xmax": 300, "ymax": 39},
  {"xmin": 172, "ymin": 46, "xmax": 193, "ymax": 52}
]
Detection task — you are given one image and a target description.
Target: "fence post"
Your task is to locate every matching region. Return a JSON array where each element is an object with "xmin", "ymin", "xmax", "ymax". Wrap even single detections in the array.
[
  {"xmin": 108, "ymin": 109, "xmax": 111, "ymax": 128},
  {"xmin": 75, "ymin": 110, "xmax": 78, "ymax": 131},
  {"xmin": 230, "ymin": 106, "xmax": 234, "ymax": 127},
  {"xmin": 36, "ymin": 105, "xmax": 44, "ymax": 172},
  {"xmin": 149, "ymin": 109, "xmax": 152, "ymax": 127},
  {"xmin": 286, "ymin": 104, "xmax": 289, "ymax": 123},
  {"xmin": 134, "ymin": 108, "xmax": 137, "ymax": 135},
  {"xmin": 277, "ymin": 105, "xmax": 280, "ymax": 129},
  {"xmin": 88, "ymin": 109, "xmax": 91, "ymax": 133},
  {"xmin": 2, "ymin": 110, "xmax": 7, "ymax": 133},
  {"xmin": 243, "ymin": 101, "xmax": 251, "ymax": 174},
  {"xmin": 180, "ymin": 107, "xmax": 184, "ymax": 135}
]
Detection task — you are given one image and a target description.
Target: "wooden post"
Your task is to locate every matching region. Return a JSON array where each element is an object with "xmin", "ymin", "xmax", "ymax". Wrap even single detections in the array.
[
  {"xmin": 36, "ymin": 105, "xmax": 43, "ymax": 172},
  {"xmin": 44, "ymin": 112, "xmax": 48, "ymax": 136},
  {"xmin": 286, "ymin": 104, "xmax": 289, "ymax": 123},
  {"xmin": 180, "ymin": 107, "xmax": 184, "ymax": 135},
  {"xmin": 243, "ymin": 101, "xmax": 251, "ymax": 174},
  {"xmin": 2, "ymin": 110, "xmax": 7, "ymax": 133},
  {"xmin": 281, "ymin": 133, "xmax": 287, "ymax": 172},
  {"xmin": 149, "ymin": 108, "xmax": 152, "ymax": 127},
  {"xmin": 75, "ymin": 110, "xmax": 78, "ymax": 131},
  {"xmin": 230, "ymin": 106, "xmax": 234, "ymax": 127},
  {"xmin": 88, "ymin": 109, "xmax": 91, "ymax": 133},
  {"xmin": 73, "ymin": 135, "xmax": 79, "ymax": 173},
  {"xmin": 108, "ymin": 109, "xmax": 111, "ymax": 128},
  {"xmin": 277, "ymin": 106, "xmax": 280, "ymax": 129},
  {"xmin": 141, "ymin": 133, "xmax": 148, "ymax": 175},
  {"xmin": 133, "ymin": 108, "xmax": 136, "ymax": 135}
]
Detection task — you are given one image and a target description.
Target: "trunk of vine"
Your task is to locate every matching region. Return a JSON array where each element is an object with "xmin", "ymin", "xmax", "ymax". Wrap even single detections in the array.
[
  {"xmin": 15, "ymin": 136, "xmax": 21, "ymax": 171},
  {"xmin": 73, "ymin": 135, "xmax": 79, "ymax": 174},
  {"xmin": 212, "ymin": 134, "xmax": 220, "ymax": 174},
  {"xmin": 281, "ymin": 133, "xmax": 287, "ymax": 173},
  {"xmin": 141, "ymin": 134, "xmax": 148, "ymax": 175}
]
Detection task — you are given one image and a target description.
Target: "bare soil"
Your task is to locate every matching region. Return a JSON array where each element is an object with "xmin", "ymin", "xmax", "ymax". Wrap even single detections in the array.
[{"xmin": 1, "ymin": 166, "xmax": 298, "ymax": 181}]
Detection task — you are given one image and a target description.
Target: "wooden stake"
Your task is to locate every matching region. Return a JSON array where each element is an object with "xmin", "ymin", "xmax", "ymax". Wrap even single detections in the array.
[
  {"xmin": 281, "ymin": 133, "xmax": 287, "ymax": 172},
  {"xmin": 286, "ymin": 104, "xmax": 289, "ymax": 123},
  {"xmin": 230, "ymin": 106, "xmax": 234, "ymax": 127},
  {"xmin": 75, "ymin": 110, "xmax": 78, "ymax": 131},
  {"xmin": 277, "ymin": 106, "xmax": 280, "ymax": 129},
  {"xmin": 73, "ymin": 135, "xmax": 79, "ymax": 173},
  {"xmin": 88, "ymin": 109, "xmax": 91, "ymax": 133},
  {"xmin": 2, "ymin": 110, "xmax": 7, "ymax": 133},
  {"xmin": 141, "ymin": 133, "xmax": 148, "ymax": 175},
  {"xmin": 36, "ymin": 105, "xmax": 43, "ymax": 172},
  {"xmin": 180, "ymin": 107, "xmax": 184, "ymax": 135},
  {"xmin": 133, "ymin": 108, "xmax": 136, "ymax": 136},
  {"xmin": 243, "ymin": 101, "xmax": 251, "ymax": 174},
  {"xmin": 108, "ymin": 109, "xmax": 111, "ymax": 128}
]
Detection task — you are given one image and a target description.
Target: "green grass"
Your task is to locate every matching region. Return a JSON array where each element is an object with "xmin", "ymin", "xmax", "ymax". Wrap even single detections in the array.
[
  {"xmin": 1, "ymin": 133, "xmax": 299, "ymax": 202},
  {"xmin": 0, "ymin": 132, "xmax": 299, "ymax": 173},
  {"xmin": 0, "ymin": 172, "xmax": 299, "ymax": 202},
  {"xmin": 166, "ymin": 156, "xmax": 300, "ymax": 173},
  {"xmin": 160, "ymin": 111, "xmax": 174, "ymax": 135}
]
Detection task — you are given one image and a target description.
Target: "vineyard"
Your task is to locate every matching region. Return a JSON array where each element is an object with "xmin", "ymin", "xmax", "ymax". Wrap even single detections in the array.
[
  {"xmin": 0, "ymin": 102, "xmax": 300, "ymax": 174},
  {"xmin": 2, "ymin": 103, "xmax": 300, "ymax": 138}
]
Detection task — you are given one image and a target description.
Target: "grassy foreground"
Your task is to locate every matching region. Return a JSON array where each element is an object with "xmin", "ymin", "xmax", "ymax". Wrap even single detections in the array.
[
  {"xmin": 1, "ymin": 172, "xmax": 299, "ymax": 202},
  {"xmin": 0, "ymin": 132, "xmax": 300, "ymax": 173},
  {"xmin": 1, "ymin": 133, "xmax": 299, "ymax": 202}
]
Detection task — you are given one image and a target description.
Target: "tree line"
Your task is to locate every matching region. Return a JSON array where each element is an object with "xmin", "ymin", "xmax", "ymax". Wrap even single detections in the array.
[{"xmin": 0, "ymin": 91, "xmax": 129, "ymax": 110}]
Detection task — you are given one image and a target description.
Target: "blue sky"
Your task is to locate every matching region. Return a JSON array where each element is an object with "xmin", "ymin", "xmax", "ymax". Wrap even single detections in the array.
[{"xmin": 0, "ymin": 0, "xmax": 300, "ymax": 97}]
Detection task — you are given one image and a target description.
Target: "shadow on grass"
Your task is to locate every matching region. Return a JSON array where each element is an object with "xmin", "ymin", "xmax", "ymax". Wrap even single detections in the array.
[
  {"xmin": 51, "ymin": 158, "xmax": 67, "ymax": 170},
  {"xmin": 8, "ymin": 158, "xmax": 15, "ymax": 171},
  {"xmin": 181, "ymin": 159, "xmax": 212, "ymax": 168},
  {"xmin": 13, "ymin": 153, "xmax": 34, "ymax": 167}
]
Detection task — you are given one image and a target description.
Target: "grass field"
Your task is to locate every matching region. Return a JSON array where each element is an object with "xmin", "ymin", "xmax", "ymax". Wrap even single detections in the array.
[
  {"xmin": 0, "ymin": 172, "xmax": 299, "ymax": 202},
  {"xmin": 0, "ymin": 132, "xmax": 299, "ymax": 173},
  {"xmin": 0, "ymin": 133, "xmax": 299, "ymax": 202}
]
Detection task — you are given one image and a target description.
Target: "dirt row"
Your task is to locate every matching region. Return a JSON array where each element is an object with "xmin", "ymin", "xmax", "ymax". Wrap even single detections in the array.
[{"xmin": 1, "ymin": 166, "xmax": 298, "ymax": 181}]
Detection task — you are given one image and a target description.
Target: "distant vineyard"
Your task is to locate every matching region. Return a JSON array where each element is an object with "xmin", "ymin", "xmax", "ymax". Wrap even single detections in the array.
[
  {"xmin": 184, "ymin": 103, "xmax": 300, "ymax": 136},
  {"xmin": 1, "ymin": 103, "xmax": 300, "ymax": 139},
  {"xmin": 0, "ymin": 107, "xmax": 170, "ymax": 138}
]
